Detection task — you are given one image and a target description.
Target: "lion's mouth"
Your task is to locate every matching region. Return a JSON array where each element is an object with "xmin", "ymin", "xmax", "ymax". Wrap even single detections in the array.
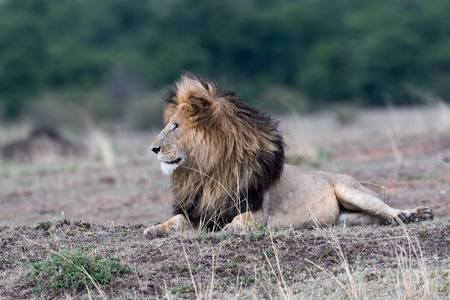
[
  {"xmin": 164, "ymin": 158, "xmax": 182, "ymax": 165},
  {"xmin": 159, "ymin": 157, "xmax": 183, "ymax": 175}
]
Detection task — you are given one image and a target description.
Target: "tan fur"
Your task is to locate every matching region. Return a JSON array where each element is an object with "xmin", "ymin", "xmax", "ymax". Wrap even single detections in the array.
[
  {"xmin": 222, "ymin": 166, "xmax": 432, "ymax": 232},
  {"xmin": 144, "ymin": 74, "xmax": 433, "ymax": 237}
]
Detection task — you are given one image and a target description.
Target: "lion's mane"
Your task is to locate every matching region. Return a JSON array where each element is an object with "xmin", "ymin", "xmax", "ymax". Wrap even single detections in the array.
[{"xmin": 164, "ymin": 72, "xmax": 285, "ymax": 229}]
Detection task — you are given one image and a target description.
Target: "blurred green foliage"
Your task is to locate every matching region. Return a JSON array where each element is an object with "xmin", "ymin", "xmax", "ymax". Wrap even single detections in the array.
[{"xmin": 1, "ymin": 0, "xmax": 450, "ymax": 120}]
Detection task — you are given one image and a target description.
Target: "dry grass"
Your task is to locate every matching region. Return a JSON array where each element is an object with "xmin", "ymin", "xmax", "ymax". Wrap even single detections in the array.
[{"xmin": 1, "ymin": 218, "xmax": 449, "ymax": 299}]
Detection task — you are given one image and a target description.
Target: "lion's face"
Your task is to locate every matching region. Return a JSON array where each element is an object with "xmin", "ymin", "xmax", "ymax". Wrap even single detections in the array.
[{"xmin": 151, "ymin": 109, "xmax": 187, "ymax": 175}]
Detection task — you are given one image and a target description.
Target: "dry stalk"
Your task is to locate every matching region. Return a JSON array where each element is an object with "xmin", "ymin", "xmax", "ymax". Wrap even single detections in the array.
[
  {"xmin": 178, "ymin": 235, "xmax": 200, "ymax": 300},
  {"xmin": 394, "ymin": 223, "xmax": 437, "ymax": 300},
  {"xmin": 262, "ymin": 230, "xmax": 292, "ymax": 300}
]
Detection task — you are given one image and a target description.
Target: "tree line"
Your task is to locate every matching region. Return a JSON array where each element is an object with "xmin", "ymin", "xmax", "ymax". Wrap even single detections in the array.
[{"xmin": 1, "ymin": 0, "xmax": 450, "ymax": 120}]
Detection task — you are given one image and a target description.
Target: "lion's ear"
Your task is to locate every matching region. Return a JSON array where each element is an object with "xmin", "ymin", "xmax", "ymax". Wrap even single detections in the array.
[
  {"xmin": 171, "ymin": 72, "xmax": 219, "ymax": 123},
  {"xmin": 189, "ymin": 96, "xmax": 214, "ymax": 116}
]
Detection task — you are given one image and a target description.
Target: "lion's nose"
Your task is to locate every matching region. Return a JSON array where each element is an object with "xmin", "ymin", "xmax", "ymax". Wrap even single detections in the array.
[{"xmin": 151, "ymin": 146, "xmax": 161, "ymax": 154}]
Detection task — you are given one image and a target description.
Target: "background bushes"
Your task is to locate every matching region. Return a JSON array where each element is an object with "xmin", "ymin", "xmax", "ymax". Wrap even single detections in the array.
[{"xmin": 1, "ymin": 0, "xmax": 450, "ymax": 121}]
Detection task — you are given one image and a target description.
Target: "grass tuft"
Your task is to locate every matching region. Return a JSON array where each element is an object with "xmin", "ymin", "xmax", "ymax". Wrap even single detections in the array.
[{"xmin": 35, "ymin": 221, "xmax": 52, "ymax": 231}]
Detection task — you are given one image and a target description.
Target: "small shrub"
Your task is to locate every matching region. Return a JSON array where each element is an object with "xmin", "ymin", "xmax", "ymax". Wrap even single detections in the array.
[
  {"xmin": 25, "ymin": 249, "xmax": 132, "ymax": 293},
  {"xmin": 35, "ymin": 221, "xmax": 52, "ymax": 231}
]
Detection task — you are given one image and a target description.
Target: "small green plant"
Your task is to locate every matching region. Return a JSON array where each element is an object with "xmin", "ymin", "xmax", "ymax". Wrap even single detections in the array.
[
  {"xmin": 176, "ymin": 264, "xmax": 191, "ymax": 274},
  {"xmin": 418, "ymin": 230, "xmax": 430, "ymax": 239},
  {"xmin": 247, "ymin": 222, "xmax": 269, "ymax": 241},
  {"xmin": 25, "ymin": 249, "xmax": 132, "ymax": 293},
  {"xmin": 318, "ymin": 247, "xmax": 334, "ymax": 259},
  {"xmin": 264, "ymin": 249, "xmax": 276, "ymax": 258},
  {"xmin": 172, "ymin": 284, "xmax": 196, "ymax": 295},
  {"xmin": 214, "ymin": 263, "xmax": 239, "ymax": 274},
  {"xmin": 165, "ymin": 264, "xmax": 203, "ymax": 275},
  {"xmin": 35, "ymin": 221, "xmax": 52, "ymax": 231}
]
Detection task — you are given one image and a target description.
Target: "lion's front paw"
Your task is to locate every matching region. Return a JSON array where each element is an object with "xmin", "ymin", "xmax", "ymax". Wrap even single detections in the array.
[
  {"xmin": 143, "ymin": 226, "xmax": 155, "ymax": 238},
  {"xmin": 143, "ymin": 225, "xmax": 163, "ymax": 238},
  {"xmin": 222, "ymin": 212, "xmax": 257, "ymax": 234},
  {"xmin": 143, "ymin": 223, "xmax": 173, "ymax": 238},
  {"xmin": 395, "ymin": 206, "xmax": 433, "ymax": 224},
  {"xmin": 143, "ymin": 214, "xmax": 189, "ymax": 238}
]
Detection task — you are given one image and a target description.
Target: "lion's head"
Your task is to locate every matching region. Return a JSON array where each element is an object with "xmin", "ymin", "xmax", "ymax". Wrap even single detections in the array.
[{"xmin": 151, "ymin": 72, "xmax": 285, "ymax": 229}]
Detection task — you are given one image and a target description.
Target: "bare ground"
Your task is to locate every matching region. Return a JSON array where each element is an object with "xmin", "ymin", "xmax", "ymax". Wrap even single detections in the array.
[{"xmin": 1, "ymin": 105, "xmax": 450, "ymax": 299}]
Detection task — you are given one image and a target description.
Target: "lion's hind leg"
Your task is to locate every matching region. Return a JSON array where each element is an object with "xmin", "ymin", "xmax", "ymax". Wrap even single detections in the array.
[
  {"xmin": 332, "ymin": 174, "xmax": 433, "ymax": 224},
  {"xmin": 333, "ymin": 175, "xmax": 400, "ymax": 223}
]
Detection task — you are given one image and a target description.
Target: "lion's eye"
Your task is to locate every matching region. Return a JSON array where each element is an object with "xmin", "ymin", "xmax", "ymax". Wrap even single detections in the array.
[{"xmin": 172, "ymin": 123, "xmax": 179, "ymax": 131}]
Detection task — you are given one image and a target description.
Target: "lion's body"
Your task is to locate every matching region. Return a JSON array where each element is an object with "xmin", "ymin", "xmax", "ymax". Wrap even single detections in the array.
[
  {"xmin": 255, "ymin": 165, "xmax": 394, "ymax": 228},
  {"xmin": 263, "ymin": 165, "xmax": 341, "ymax": 228},
  {"xmin": 144, "ymin": 73, "xmax": 432, "ymax": 237}
]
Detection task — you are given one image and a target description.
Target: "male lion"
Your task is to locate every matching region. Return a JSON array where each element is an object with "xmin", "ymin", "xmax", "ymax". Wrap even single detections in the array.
[{"xmin": 144, "ymin": 72, "xmax": 432, "ymax": 237}]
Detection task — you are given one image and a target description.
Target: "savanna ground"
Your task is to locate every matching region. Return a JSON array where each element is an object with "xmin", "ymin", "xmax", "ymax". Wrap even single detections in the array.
[{"xmin": 1, "ymin": 105, "xmax": 449, "ymax": 299}]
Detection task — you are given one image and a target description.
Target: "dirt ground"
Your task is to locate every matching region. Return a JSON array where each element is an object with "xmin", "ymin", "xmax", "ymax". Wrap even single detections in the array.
[
  {"xmin": 0, "ymin": 105, "xmax": 449, "ymax": 299},
  {"xmin": 1, "ymin": 219, "xmax": 449, "ymax": 299}
]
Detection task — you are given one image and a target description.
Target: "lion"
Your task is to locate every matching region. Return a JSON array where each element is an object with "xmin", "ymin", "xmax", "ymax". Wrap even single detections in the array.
[{"xmin": 144, "ymin": 72, "xmax": 433, "ymax": 237}]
